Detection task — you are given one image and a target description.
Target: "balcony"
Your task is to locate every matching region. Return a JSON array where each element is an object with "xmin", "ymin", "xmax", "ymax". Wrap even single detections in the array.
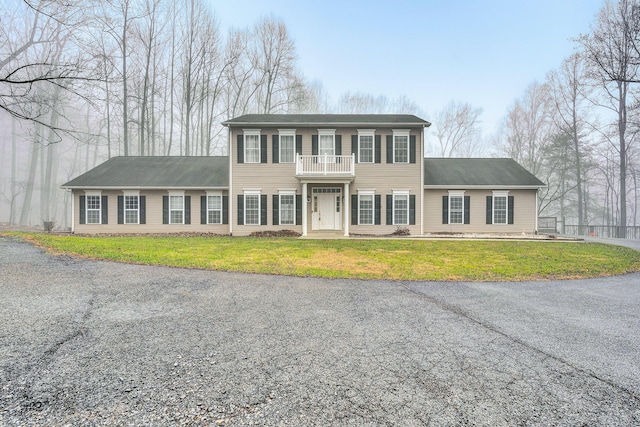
[{"xmin": 295, "ymin": 154, "xmax": 355, "ymax": 177}]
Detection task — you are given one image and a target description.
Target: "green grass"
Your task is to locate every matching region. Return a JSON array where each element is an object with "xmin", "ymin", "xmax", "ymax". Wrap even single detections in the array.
[{"xmin": 6, "ymin": 232, "xmax": 640, "ymax": 281}]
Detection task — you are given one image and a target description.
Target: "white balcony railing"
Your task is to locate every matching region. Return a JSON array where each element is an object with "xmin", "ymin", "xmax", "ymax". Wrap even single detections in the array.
[{"xmin": 295, "ymin": 154, "xmax": 355, "ymax": 176}]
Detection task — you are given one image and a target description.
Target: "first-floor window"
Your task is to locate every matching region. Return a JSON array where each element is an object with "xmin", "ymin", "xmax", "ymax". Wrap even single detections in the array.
[
  {"xmin": 169, "ymin": 195, "xmax": 184, "ymax": 224},
  {"xmin": 207, "ymin": 194, "xmax": 222, "ymax": 224},
  {"xmin": 245, "ymin": 194, "xmax": 260, "ymax": 225},
  {"xmin": 124, "ymin": 195, "xmax": 139, "ymax": 224},
  {"xmin": 359, "ymin": 193, "xmax": 374, "ymax": 225},
  {"xmin": 86, "ymin": 195, "xmax": 101, "ymax": 224},
  {"xmin": 393, "ymin": 193, "xmax": 409, "ymax": 225},
  {"xmin": 280, "ymin": 193, "xmax": 295, "ymax": 225},
  {"xmin": 493, "ymin": 195, "xmax": 507, "ymax": 224},
  {"xmin": 449, "ymin": 195, "xmax": 463, "ymax": 224}
]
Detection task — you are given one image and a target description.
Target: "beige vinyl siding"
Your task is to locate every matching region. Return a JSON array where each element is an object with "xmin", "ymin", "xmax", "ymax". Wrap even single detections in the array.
[
  {"xmin": 73, "ymin": 190, "xmax": 229, "ymax": 234},
  {"xmin": 423, "ymin": 189, "xmax": 538, "ymax": 234},
  {"xmin": 230, "ymin": 127, "xmax": 424, "ymax": 236}
]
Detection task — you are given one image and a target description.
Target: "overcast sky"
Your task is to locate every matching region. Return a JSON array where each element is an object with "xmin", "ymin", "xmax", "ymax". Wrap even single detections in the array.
[{"xmin": 209, "ymin": 0, "xmax": 604, "ymax": 136}]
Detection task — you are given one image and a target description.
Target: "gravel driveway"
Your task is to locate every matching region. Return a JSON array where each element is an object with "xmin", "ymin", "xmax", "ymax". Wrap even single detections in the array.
[{"xmin": 1, "ymin": 235, "xmax": 639, "ymax": 426}]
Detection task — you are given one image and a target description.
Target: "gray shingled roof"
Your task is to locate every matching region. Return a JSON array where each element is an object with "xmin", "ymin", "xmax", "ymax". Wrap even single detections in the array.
[
  {"xmin": 62, "ymin": 156, "xmax": 229, "ymax": 189},
  {"xmin": 424, "ymin": 158, "xmax": 545, "ymax": 188},
  {"xmin": 222, "ymin": 114, "xmax": 431, "ymax": 127}
]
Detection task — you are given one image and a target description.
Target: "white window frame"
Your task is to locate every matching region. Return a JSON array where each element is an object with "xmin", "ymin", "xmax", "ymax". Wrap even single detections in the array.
[
  {"xmin": 318, "ymin": 129, "xmax": 335, "ymax": 163},
  {"xmin": 279, "ymin": 190, "xmax": 296, "ymax": 225},
  {"xmin": 85, "ymin": 191, "xmax": 102, "ymax": 225},
  {"xmin": 243, "ymin": 129, "xmax": 261, "ymax": 164},
  {"xmin": 358, "ymin": 129, "xmax": 375, "ymax": 163},
  {"xmin": 123, "ymin": 190, "xmax": 140, "ymax": 225},
  {"xmin": 279, "ymin": 129, "xmax": 296, "ymax": 164},
  {"xmin": 493, "ymin": 191, "xmax": 509, "ymax": 225},
  {"xmin": 207, "ymin": 191, "xmax": 223, "ymax": 225},
  {"xmin": 393, "ymin": 191, "xmax": 409, "ymax": 225},
  {"xmin": 244, "ymin": 190, "xmax": 261, "ymax": 226},
  {"xmin": 169, "ymin": 191, "xmax": 185, "ymax": 225},
  {"xmin": 358, "ymin": 190, "xmax": 375, "ymax": 225},
  {"xmin": 393, "ymin": 130, "xmax": 410, "ymax": 164},
  {"xmin": 448, "ymin": 191, "xmax": 465, "ymax": 225}
]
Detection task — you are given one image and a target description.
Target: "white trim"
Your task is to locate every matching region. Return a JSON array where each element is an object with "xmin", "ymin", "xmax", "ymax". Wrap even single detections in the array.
[
  {"xmin": 84, "ymin": 190, "xmax": 102, "ymax": 196},
  {"xmin": 123, "ymin": 190, "xmax": 139, "ymax": 196}
]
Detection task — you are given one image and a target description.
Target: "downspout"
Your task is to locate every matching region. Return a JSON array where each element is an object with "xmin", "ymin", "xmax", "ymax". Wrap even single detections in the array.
[
  {"xmin": 420, "ymin": 126, "xmax": 425, "ymax": 236},
  {"xmin": 535, "ymin": 188, "xmax": 539, "ymax": 234},
  {"xmin": 71, "ymin": 189, "xmax": 75, "ymax": 234},
  {"xmin": 228, "ymin": 126, "xmax": 233, "ymax": 236}
]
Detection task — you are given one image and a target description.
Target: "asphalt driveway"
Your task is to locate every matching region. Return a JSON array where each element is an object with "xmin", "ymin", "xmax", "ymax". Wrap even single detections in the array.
[{"xmin": 1, "ymin": 235, "xmax": 639, "ymax": 425}]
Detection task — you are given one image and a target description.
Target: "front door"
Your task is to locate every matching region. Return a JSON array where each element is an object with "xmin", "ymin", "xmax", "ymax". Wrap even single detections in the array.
[{"xmin": 311, "ymin": 189, "xmax": 342, "ymax": 231}]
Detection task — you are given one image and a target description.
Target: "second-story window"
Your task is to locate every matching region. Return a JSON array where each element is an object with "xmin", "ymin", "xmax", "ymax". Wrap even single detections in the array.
[
  {"xmin": 319, "ymin": 134, "xmax": 335, "ymax": 158},
  {"xmin": 244, "ymin": 131, "xmax": 260, "ymax": 163},
  {"xmin": 358, "ymin": 130, "xmax": 375, "ymax": 163},
  {"xmin": 280, "ymin": 130, "xmax": 295, "ymax": 163},
  {"xmin": 393, "ymin": 131, "xmax": 410, "ymax": 163}
]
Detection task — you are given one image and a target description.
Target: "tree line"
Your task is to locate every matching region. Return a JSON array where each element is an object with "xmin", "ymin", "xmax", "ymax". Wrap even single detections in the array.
[{"xmin": 1, "ymin": 0, "xmax": 638, "ymax": 233}]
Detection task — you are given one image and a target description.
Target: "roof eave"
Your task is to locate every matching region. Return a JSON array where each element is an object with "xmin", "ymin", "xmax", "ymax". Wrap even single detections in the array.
[
  {"xmin": 222, "ymin": 120, "xmax": 431, "ymax": 128},
  {"xmin": 423, "ymin": 185, "xmax": 546, "ymax": 190},
  {"xmin": 61, "ymin": 186, "xmax": 229, "ymax": 190}
]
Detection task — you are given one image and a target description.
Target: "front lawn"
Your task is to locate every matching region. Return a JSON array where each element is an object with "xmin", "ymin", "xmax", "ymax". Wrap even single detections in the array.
[
  {"xmin": 7, "ymin": 233, "xmax": 640, "ymax": 281},
  {"xmin": 8, "ymin": 233, "xmax": 640, "ymax": 281}
]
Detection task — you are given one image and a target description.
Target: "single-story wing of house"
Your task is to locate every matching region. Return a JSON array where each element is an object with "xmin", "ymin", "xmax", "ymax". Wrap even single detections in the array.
[{"xmin": 61, "ymin": 114, "xmax": 545, "ymax": 236}]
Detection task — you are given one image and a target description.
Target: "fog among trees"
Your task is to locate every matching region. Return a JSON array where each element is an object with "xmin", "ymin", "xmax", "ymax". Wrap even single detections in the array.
[{"xmin": 1, "ymin": 0, "xmax": 640, "ymax": 234}]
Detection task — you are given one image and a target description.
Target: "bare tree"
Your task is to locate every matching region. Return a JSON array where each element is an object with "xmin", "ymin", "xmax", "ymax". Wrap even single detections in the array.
[
  {"xmin": 578, "ymin": 0, "xmax": 640, "ymax": 232},
  {"xmin": 546, "ymin": 54, "xmax": 594, "ymax": 225},
  {"xmin": 432, "ymin": 101, "xmax": 483, "ymax": 157},
  {"xmin": 0, "ymin": 0, "xmax": 90, "ymax": 137}
]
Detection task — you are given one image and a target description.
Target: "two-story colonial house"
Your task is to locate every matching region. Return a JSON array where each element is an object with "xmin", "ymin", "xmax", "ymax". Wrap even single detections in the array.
[{"xmin": 62, "ymin": 114, "xmax": 545, "ymax": 236}]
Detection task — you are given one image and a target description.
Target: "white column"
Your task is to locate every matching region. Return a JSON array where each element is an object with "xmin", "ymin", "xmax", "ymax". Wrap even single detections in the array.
[
  {"xmin": 302, "ymin": 182, "xmax": 308, "ymax": 236},
  {"xmin": 344, "ymin": 182, "xmax": 350, "ymax": 237}
]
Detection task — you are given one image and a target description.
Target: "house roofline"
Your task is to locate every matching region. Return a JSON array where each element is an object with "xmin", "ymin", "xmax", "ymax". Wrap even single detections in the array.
[
  {"xmin": 61, "ymin": 186, "xmax": 229, "ymax": 191},
  {"xmin": 222, "ymin": 120, "xmax": 431, "ymax": 128},
  {"xmin": 423, "ymin": 185, "xmax": 546, "ymax": 190}
]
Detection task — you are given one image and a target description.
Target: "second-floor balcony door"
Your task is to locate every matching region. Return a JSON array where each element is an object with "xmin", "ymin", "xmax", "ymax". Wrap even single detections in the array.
[{"xmin": 319, "ymin": 134, "xmax": 335, "ymax": 163}]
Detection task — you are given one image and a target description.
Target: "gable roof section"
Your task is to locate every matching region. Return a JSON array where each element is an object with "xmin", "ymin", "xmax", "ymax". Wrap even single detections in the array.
[
  {"xmin": 424, "ymin": 158, "xmax": 545, "ymax": 188},
  {"xmin": 222, "ymin": 114, "xmax": 431, "ymax": 127},
  {"xmin": 62, "ymin": 156, "xmax": 229, "ymax": 189}
]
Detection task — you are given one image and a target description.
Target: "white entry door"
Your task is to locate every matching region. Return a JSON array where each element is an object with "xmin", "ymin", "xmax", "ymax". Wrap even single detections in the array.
[{"xmin": 312, "ymin": 190, "xmax": 342, "ymax": 231}]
